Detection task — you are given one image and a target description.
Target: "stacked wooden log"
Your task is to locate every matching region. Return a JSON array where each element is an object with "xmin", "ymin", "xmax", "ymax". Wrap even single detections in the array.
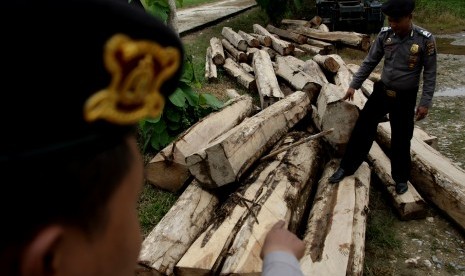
[{"xmin": 139, "ymin": 18, "xmax": 465, "ymax": 276}]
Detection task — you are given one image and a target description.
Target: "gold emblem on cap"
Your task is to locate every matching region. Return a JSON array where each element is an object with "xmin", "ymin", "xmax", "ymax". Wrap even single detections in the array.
[
  {"xmin": 84, "ymin": 34, "xmax": 181, "ymax": 125},
  {"xmin": 410, "ymin": 44, "xmax": 419, "ymax": 54}
]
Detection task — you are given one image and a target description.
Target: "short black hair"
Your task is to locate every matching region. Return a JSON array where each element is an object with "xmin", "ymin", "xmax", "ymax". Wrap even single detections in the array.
[{"xmin": 381, "ymin": 0, "xmax": 415, "ymax": 18}]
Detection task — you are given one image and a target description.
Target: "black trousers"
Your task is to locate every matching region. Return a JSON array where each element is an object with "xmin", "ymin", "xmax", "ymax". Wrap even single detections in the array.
[{"xmin": 340, "ymin": 81, "xmax": 418, "ymax": 183}]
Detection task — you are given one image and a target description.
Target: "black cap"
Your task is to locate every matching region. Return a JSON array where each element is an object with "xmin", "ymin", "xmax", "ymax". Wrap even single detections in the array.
[
  {"xmin": 0, "ymin": 0, "xmax": 184, "ymax": 163},
  {"xmin": 381, "ymin": 0, "xmax": 415, "ymax": 18}
]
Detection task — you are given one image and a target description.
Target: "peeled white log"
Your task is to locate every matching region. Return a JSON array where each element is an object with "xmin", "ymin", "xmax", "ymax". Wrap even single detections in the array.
[
  {"xmin": 210, "ymin": 37, "xmax": 225, "ymax": 65},
  {"xmin": 223, "ymin": 58, "xmax": 257, "ymax": 92},
  {"xmin": 281, "ymin": 19, "xmax": 310, "ymax": 29},
  {"xmin": 294, "ymin": 26, "xmax": 371, "ymax": 51},
  {"xmin": 238, "ymin": 30, "xmax": 260, "ymax": 47},
  {"xmin": 312, "ymin": 54, "xmax": 340, "ymax": 73},
  {"xmin": 222, "ymin": 38, "xmax": 247, "ymax": 63},
  {"xmin": 222, "ymin": 27, "xmax": 248, "ymax": 51},
  {"xmin": 253, "ymin": 49, "xmax": 285, "ymax": 109},
  {"xmin": 307, "ymin": 38, "xmax": 335, "ymax": 52},
  {"xmin": 239, "ymin": 62, "xmax": 254, "ymax": 73},
  {"xmin": 368, "ymin": 142, "xmax": 428, "ymax": 220},
  {"xmin": 318, "ymin": 23, "xmax": 330, "ymax": 32},
  {"xmin": 266, "ymin": 24, "xmax": 307, "ymax": 44},
  {"xmin": 377, "ymin": 122, "xmax": 465, "ymax": 232},
  {"xmin": 145, "ymin": 95, "xmax": 254, "ymax": 192},
  {"xmin": 295, "ymin": 43, "xmax": 327, "ymax": 55},
  {"xmin": 138, "ymin": 181, "xmax": 219, "ymax": 276},
  {"xmin": 186, "ymin": 91, "xmax": 310, "ymax": 188},
  {"xmin": 249, "ymin": 33, "xmax": 273, "ymax": 47},
  {"xmin": 253, "ymin": 24, "xmax": 294, "ymax": 56},
  {"xmin": 205, "ymin": 46, "xmax": 217, "ymax": 81}
]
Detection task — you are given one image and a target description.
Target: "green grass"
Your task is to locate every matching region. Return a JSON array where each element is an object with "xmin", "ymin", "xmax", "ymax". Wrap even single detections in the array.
[
  {"xmin": 178, "ymin": 0, "xmax": 218, "ymax": 9},
  {"xmin": 414, "ymin": 0, "xmax": 465, "ymax": 33}
]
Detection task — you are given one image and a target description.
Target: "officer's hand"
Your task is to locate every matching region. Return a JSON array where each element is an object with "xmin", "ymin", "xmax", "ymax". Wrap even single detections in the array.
[
  {"xmin": 343, "ymin": 87, "xmax": 356, "ymax": 101},
  {"xmin": 416, "ymin": 106, "xmax": 429, "ymax": 121},
  {"xmin": 260, "ymin": 220, "xmax": 305, "ymax": 260}
]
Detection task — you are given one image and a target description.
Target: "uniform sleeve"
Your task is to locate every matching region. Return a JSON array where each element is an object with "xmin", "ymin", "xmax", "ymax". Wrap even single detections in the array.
[
  {"xmin": 419, "ymin": 35, "xmax": 437, "ymax": 108},
  {"xmin": 262, "ymin": 252, "xmax": 304, "ymax": 276},
  {"xmin": 350, "ymin": 33, "xmax": 385, "ymax": 90}
]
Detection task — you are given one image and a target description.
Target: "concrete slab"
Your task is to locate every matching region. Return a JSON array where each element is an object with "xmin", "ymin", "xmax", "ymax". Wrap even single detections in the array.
[{"xmin": 178, "ymin": 0, "xmax": 257, "ymax": 34}]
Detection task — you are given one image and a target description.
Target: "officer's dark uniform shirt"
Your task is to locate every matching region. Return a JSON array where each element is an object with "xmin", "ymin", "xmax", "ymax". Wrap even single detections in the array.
[{"xmin": 350, "ymin": 25, "xmax": 437, "ymax": 108}]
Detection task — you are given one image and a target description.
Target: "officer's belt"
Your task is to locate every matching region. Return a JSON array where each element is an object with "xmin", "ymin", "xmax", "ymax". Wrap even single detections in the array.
[{"xmin": 381, "ymin": 83, "xmax": 397, "ymax": 98}]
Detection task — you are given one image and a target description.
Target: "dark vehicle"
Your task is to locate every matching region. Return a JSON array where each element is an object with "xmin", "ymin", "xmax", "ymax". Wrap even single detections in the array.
[{"xmin": 316, "ymin": 0, "xmax": 385, "ymax": 33}]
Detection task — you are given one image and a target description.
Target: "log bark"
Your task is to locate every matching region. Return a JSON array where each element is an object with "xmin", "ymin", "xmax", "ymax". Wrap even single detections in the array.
[
  {"xmin": 253, "ymin": 49, "xmax": 285, "ymax": 109},
  {"xmin": 186, "ymin": 91, "xmax": 310, "ymax": 189},
  {"xmin": 138, "ymin": 181, "xmax": 219, "ymax": 276},
  {"xmin": 300, "ymin": 160, "xmax": 371, "ymax": 276},
  {"xmin": 376, "ymin": 122, "xmax": 465, "ymax": 232},
  {"xmin": 259, "ymin": 46, "xmax": 279, "ymax": 60},
  {"xmin": 367, "ymin": 142, "xmax": 428, "ymax": 220},
  {"xmin": 223, "ymin": 58, "xmax": 257, "ymax": 92},
  {"xmin": 249, "ymin": 33, "xmax": 272, "ymax": 47},
  {"xmin": 314, "ymin": 83, "xmax": 360, "ymax": 155},
  {"xmin": 312, "ymin": 54, "xmax": 340, "ymax": 73},
  {"xmin": 318, "ymin": 23, "xmax": 330, "ymax": 32},
  {"xmin": 280, "ymin": 56, "xmax": 328, "ymax": 88},
  {"xmin": 222, "ymin": 27, "xmax": 248, "ymax": 51},
  {"xmin": 205, "ymin": 46, "xmax": 217, "ymax": 81},
  {"xmin": 210, "ymin": 37, "xmax": 225, "ymax": 66},
  {"xmin": 253, "ymin": 24, "xmax": 294, "ymax": 56},
  {"xmin": 306, "ymin": 38, "xmax": 335, "ymax": 53},
  {"xmin": 238, "ymin": 30, "xmax": 260, "ymax": 48},
  {"xmin": 266, "ymin": 24, "xmax": 307, "ymax": 44},
  {"xmin": 281, "ymin": 19, "xmax": 310, "ymax": 29},
  {"xmin": 294, "ymin": 43, "xmax": 327, "ymax": 55},
  {"xmin": 176, "ymin": 131, "xmax": 323, "ymax": 275},
  {"xmin": 413, "ymin": 126, "xmax": 438, "ymax": 150},
  {"xmin": 294, "ymin": 26, "xmax": 371, "ymax": 51},
  {"xmin": 275, "ymin": 56, "xmax": 322, "ymax": 103},
  {"xmin": 222, "ymin": 38, "xmax": 247, "ymax": 63},
  {"xmin": 145, "ymin": 95, "xmax": 254, "ymax": 192}
]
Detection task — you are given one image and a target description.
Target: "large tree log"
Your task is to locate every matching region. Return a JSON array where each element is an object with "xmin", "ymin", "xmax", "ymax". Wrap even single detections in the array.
[
  {"xmin": 280, "ymin": 56, "xmax": 328, "ymax": 88},
  {"xmin": 145, "ymin": 95, "xmax": 254, "ymax": 192},
  {"xmin": 222, "ymin": 27, "xmax": 248, "ymax": 51},
  {"xmin": 210, "ymin": 37, "xmax": 225, "ymax": 66},
  {"xmin": 294, "ymin": 26, "xmax": 371, "ymax": 51},
  {"xmin": 186, "ymin": 91, "xmax": 310, "ymax": 189},
  {"xmin": 259, "ymin": 46, "xmax": 279, "ymax": 60},
  {"xmin": 252, "ymin": 49, "xmax": 285, "ymax": 109},
  {"xmin": 223, "ymin": 58, "xmax": 257, "ymax": 92},
  {"xmin": 222, "ymin": 38, "xmax": 248, "ymax": 63},
  {"xmin": 330, "ymin": 54, "xmax": 366, "ymax": 110},
  {"xmin": 176, "ymin": 131, "xmax": 323, "ymax": 275},
  {"xmin": 314, "ymin": 83, "xmax": 360, "ymax": 155},
  {"xmin": 376, "ymin": 122, "xmax": 465, "ymax": 231},
  {"xmin": 293, "ymin": 47, "xmax": 306, "ymax": 57},
  {"xmin": 138, "ymin": 181, "xmax": 219, "ymax": 276},
  {"xmin": 253, "ymin": 24, "xmax": 294, "ymax": 56},
  {"xmin": 368, "ymin": 142, "xmax": 428, "ymax": 220},
  {"xmin": 238, "ymin": 30, "xmax": 260, "ymax": 48},
  {"xmin": 281, "ymin": 19, "xmax": 310, "ymax": 29},
  {"xmin": 306, "ymin": 38, "xmax": 335, "ymax": 52},
  {"xmin": 294, "ymin": 43, "xmax": 328, "ymax": 55},
  {"xmin": 266, "ymin": 24, "xmax": 307, "ymax": 44},
  {"xmin": 205, "ymin": 46, "xmax": 217, "ymax": 81},
  {"xmin": 300, "ymin": 161, "xmax": 371, "ymax": 276},
  {"xmin": 313, "ymin": 54, "xmax": 340, "ymax": 73},
  {"xmin": 239, "ymin": 62, "xmax": 254, "ymax": 74},
  {"xmin": 318, "ymin": 23, "xmax": 330, "ymax": 32},
  {"xmin": 309, "ymin": 15, "xmax": 323, "ymax": 28},
  {"xmin": 275, "ymin": 56, "xmax": 322, "ymax": 103},
  {"xmin": 246, "ymin": 47, "xmax": 259, "ymax": 63},
  {"xmin": 249, "ymin": 33, "xmax": 272, "ymax": 47}
]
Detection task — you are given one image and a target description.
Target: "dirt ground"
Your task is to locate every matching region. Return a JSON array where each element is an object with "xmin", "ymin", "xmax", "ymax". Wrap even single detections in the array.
[{"xmin": 181, "ymin": 26, "xmax": 465, "ymax": 275}]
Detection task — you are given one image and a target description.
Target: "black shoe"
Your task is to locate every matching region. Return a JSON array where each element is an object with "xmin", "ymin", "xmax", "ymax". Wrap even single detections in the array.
[
  {"xmin": 329, "ymin": 168, "xmax": 346, "ymax": 184},
  {"xmin": 396, "ymin": 182, "xmax": 408, "ymax": 195}
]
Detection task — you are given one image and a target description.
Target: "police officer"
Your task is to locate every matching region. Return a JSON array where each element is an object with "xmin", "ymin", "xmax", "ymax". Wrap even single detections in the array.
[{"xmin": 328, "ymin": 0, "xmax": 437, "ymax": 194}]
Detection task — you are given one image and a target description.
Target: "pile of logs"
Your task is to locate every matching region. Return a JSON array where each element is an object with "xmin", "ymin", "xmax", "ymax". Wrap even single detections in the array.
[{"xmin": 138, "ymin": 17, "xmax": 465, "ymax": 276}]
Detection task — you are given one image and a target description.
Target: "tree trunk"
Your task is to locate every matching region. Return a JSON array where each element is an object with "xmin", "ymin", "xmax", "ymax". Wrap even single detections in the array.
[
  {"xmin": 368, "ymin": 142, "xmax": 428, "ymax": 220},
  {"xmin": 301, "ymin": 161, "xmax": 371, "ymax": 276},
  {"xmin": 167, "ymin": 0, "xmax": 179, "ymax": 34},
  {"xmin": 210, "ymin": 37, "xmax": 225, "ymax": 65},
  {"xmin": 253, "ymin": 24, "xmax": 294, "ymax": 56},
  {"xmin": 138, "ymin": 181, "xmax": 219, "ymax": 276},
  {"xmin": 314, "ymin": 83, "xmax": 360, "ymax": 155},
  {"xmin": 294, "ymin": 27, "xmax": 371, "ymax": 51},
  {"xmin": 176, "ymin": 131, "xmax": 323, "ymax": 275},
  {"xmin": 308, "ymin": 16, "xmax": 323, "ymax": 28},
  {"xmin": 238, "ymin": 30, "xmax": 260, "ymax": 48},
  {"xmin": 266, "ymin": 24, "xmax": 308, "ymax": 44},
  {"xmin": 186, "ymin": 91, "xmax": 310, "ymax": 189},
  {"xmin": 222, "ymin": 38, "xmax": 248, "ymax": 63},
  {"xmin": 281, "ymin": 19, "xmax": 310, "ymax": 29},
  {"xmin": 312, "ymin": 54, "xmax": 340, "ymax": 73},
  {"xmin": 252, "ymin": 49, "xmax": 285, "ymax": 109},
  {"xmin": 275, "ymin": 56, "xmax": 322, "ymax": 103},
  {"xmin": 306, "ymin": 38, "xmax": 335, "ymax": 53},
  {"xmin": 249, "ymin": 33, "xmax": 273, "ymax": 47},
  {"xmin": 318, "ymin": 23, "xmax": 330, "ymax": 32},
  {"xmin": 376, "ymin": 122, "xmax": 465, "ymax": 232},
  {"xmin": 223, "ymin": 58, "xmax": 257, "ymax": 92},
  {"xmin": 145, "ymin": 95, "xmax": 254, "ymax": 192},
  {"xmin": 293, "ymin": 47, "xmax": 306, "ymax": 57},
  {"xmin": 259, "ymin": 46, "xmax": 279, "ymax": 60},
  {"xmin": 222, "ymin": 27, "xmax": 248, "ymax": 51},
  {"xmin": 205, "ymin": 47, "xmax": 217, "ymax": 81},
  {"xmin": 239, "ymin": 62, "xmax": 254, "ymax": 73},
  {"xmin": 294, "ymin": 43, "xmax": 327, "ymax": 55}
]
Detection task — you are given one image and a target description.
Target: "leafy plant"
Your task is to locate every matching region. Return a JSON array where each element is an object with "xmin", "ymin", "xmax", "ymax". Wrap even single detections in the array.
[{"xmin": 139, "ymin": 55, "xmax": 223, "ymax": 153}]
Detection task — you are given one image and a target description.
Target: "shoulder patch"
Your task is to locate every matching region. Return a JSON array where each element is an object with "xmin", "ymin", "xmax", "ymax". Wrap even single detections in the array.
[
  {"xmin": 417, "ymin": 29, "xmax": 432, "ymax": 38},
  {"xmin": 380, "ymin": 26, "xmax": 391, "ymax": 33}
]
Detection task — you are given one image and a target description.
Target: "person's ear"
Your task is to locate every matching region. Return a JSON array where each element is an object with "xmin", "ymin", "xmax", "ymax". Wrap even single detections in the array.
[{"xmin": 21, "ymin": 225, "xmax": 64, "ymax": 276}]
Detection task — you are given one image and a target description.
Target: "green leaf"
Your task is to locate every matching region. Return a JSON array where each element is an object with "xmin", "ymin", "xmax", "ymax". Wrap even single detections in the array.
[
  {"xmin": 158, "ymin": 131, "xmax": 171, "ymax": 146},
  {"xmin": 150, "ymin": 133, "xmax": 161, "ymax": 151},
  {"xmin": 181, "ymin": 58, "xmax": 195, "ymax": 83},
  {"xmin": 180, "ymin": 83, "xmax": 199, "ymax": 106},
  {"xmin": 147, "ymin": 2, "xmax": 169, "ymax": 22},
  {"xmin": 145, "ymin": 115, "xmax": 162, "ymax": 124},
  {"xmin": 200, "ymin": 93, "xmax": 223, "ymax": 109},
  {"xmin": 153, "ymin": 120, "xmax": 167, "ymax": 134},
  {"xmin": 165, "ymin": 107, "xmax": 181, "ymax": 122},
  {"xmin": 176, "ymin": 0, "xmax": 183, "ymax": 7},
  {"xmin": 168, "ymin": 122, "xmax": 181, "ymax": 131},
  {"xmin": 169, "ymin": 88, "xmax": 187, "ymax": 107}
]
